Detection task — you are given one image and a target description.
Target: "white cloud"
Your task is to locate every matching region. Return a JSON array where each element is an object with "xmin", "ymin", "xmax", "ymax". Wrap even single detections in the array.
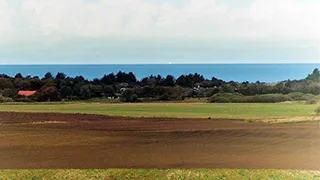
[
  {"xmin": 0, "ymin": 0, "xmax": 319, "ymax": 41},
  {"xmin": 0, "ymin": 0, "xmax": 319, "ymax": 63},
  {"xmin": 249, "ymin": 0, "xmax": 320, "ymax": 39}
]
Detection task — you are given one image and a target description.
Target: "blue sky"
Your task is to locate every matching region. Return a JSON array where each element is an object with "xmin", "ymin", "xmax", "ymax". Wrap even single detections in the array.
[{"xmin": 0, "ymin": 0, "xmax": 319, "ymax": 64}]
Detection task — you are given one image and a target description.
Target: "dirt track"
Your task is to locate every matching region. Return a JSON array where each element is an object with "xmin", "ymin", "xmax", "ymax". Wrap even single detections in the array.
[{"xmin": 1, "ymin": 112, "xmax": 320, "ymax": 170}]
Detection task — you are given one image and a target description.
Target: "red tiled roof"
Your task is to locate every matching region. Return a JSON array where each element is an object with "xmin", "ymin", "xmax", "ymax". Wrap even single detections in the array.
[{"xmin": 18, "ymin": 91, "xmax": 37, "ymax": 97}]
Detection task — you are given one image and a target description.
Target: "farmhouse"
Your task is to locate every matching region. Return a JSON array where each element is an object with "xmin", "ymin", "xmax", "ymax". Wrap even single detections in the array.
[{"xmin": 18, "ymin": 90, "xmax": 37, "ymax": 97}]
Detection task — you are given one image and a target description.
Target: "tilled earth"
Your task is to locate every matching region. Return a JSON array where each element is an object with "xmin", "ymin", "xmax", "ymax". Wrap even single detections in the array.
[{"xmin": 0, "ymin": 112, "xmax": 320, "ymax": 169}]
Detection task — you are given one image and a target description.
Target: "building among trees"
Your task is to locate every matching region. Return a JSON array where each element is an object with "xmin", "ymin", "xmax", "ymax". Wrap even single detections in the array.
[{"xmin": 18, "ymin": 91, "xmax": 37, "ymax": 97}]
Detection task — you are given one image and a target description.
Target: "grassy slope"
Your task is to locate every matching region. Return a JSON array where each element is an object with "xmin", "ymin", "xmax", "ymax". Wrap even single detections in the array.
[
  {"xmin": 0, "ymin": 102, "xmax": 318, "ymax": 122},
  {"xmin": 0, "ymin": 169, "xmax": 319, "ymax": 180}
]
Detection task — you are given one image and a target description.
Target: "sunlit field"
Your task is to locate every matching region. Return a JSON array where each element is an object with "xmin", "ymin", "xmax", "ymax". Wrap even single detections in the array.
[
  {"xmin": 0, "ymin": 169, "xmax": 319, "ymax": 180},
  {"xmin": 0, "ymin": 102, "xmax": 318, "ymax": 123}
]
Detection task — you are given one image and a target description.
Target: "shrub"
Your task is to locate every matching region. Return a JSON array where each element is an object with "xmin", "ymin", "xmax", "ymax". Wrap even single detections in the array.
[
  {"xmin": 120, "ymin": 89, "xmax": 139, "ymax": 102},
  {"xmin": 306, "ymin": 99, "xmax": 318, "ymax": 104},
  {"xmin": 302, "ymin": 94, "xmax": 317, "ymax": 101},
  {"xmin": 315, "ymin": 107, "xmax": 320, "ymax": 114},
  {"xmin": 68, "ymin": 96, "xmax": 80, "ymax": 101},
  {"xmin": 158, "ymin": 87, "xmax": 185, "ymax": 101},
  {"xmin": 209, "ymin": 93, "xmax": 293, "ymax": 103},
  {"xmin": 15, "ymin": 97, "xmax": 33, "ymax": 102},
  {"xmin": 288, "ymin": 92, "xmax": 315, "ymax": 101},
  {"xmin": 1, "ymin": 88, "xmax": 17, "ymax": 98},
  {"xmin": 246, "ymin": 94, "xmax": 292, "ymax": 103},
  {"xmin": 0, "ymin": 95, "xmax": 13, "ymax": 103},
  {"xmin": 209, "ymin": 93, "xmax": 244, "ymax": 103}
]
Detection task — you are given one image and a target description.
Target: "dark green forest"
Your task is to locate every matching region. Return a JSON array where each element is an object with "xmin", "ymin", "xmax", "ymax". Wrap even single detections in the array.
[{"xmin": 0, "ymin": 68, "xmax": 319, "ymax": 103}]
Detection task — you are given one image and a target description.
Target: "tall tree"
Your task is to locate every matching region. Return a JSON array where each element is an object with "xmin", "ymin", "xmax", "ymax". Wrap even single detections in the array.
[
  {"xmin": 163, "ymin": 75, "xmax": 175, "ymax": 86},
  {"xmin": 101, "ymin": 73, "xmax": 116, "ymax": 85},
  {"xmin": 43, "ymin": 72, "xmax": 53, "ymax": 80},
  {"xmin": 55, "ymin": 72, "xmax": 66, "ymax": 80},
  {"xmin": 15, "ymin": 73, "xmax": 23, "ymax": 79}
]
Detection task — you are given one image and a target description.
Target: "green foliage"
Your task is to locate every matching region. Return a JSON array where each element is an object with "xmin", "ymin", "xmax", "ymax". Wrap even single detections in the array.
[
  {"xmin": 247, "ymin": 94, "xmax": 292, "ymax": 103},
  {"xmin": 157, "ymin": 87, "xmax": 185, "ymax": 101},
  {"xmin": 0, "ymin": 78, "xmax": 14, "ymax": 89},
  {"xmin": 209, "ymin": 93, "xmax": 244, "ymax": 103},
  {"xmin": 0, "ymin": 68, "xmax": 319, "ymax": 102},
  {"xmin": 14, "ymin": 73, "xmax": 23, "ymax": 79},
  {"xmin": 288, "ymin": 92, "xmax": 315, "ymax": 101},
  {"xmin": 36, "ymin": 86, "xmax": 60, "ymax": 102},
  {"xmin": 1, "ymin": 88, "xmax": 17, "ymax": 98},
  {"xmin": 120, "ymin": 89, "xmax": 139, "ymax": 102},
  {"xmin": 116, "ymin": 71, "xmax": 136, "ymax": 83},
  {"xmin": 43, "ymin": 72, "xmax": 53, "ymax": 79},
  {"xmin": 102, "ymin": 85, "xmax": 115, "ymax": 97},
  {"xmin": 306, "ymin": 99, "xmax": 318, "ymax": 105},
  {"xmin": 59, "ymin": 86, "xmax": 73, "ymax": 98},
  {"xmin": 55, "ymin": 72, "xmax": 66, "ymax": 80},
  {"xmin": 15, "ymin": 97, "xmax": 33, "ymax": 102},
  {"xmin": 209, "ymin": 93, "xmax": 294, "ymax": 103},
  {"xmin": 163, "ymin": 75, "xmax": 175, "ymax": 86},
  {"xmin": 79, "ymin": 85, "xmax": 92, "ymax": 100},
  {"xmin": 101, "ymin": 73, "xmax": 116, "ymax": 85},
  {"xmin": 315, "ymin": 106, "xmax": 320, "ymax": 114},
  {"xmin": 176, "ymin": 73, "xmax": 206, "ymax": 87},
  {"xmin": 306, "ymin": 68, "xmax": 320, "ymax": 82},
  {"xmin": 0, "ymin": 95, "xmax": 13, "ymax": 103}
]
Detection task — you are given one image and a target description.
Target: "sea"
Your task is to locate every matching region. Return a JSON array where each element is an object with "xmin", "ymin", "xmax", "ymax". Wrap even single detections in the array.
[{"xmin": 0, "ymin": 64, "xmax": 319, "ymax": 83}]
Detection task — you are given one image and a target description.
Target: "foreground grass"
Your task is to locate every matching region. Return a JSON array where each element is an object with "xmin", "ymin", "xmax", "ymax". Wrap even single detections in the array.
[
  {"xmin": 0, "ymin": 169, "xmax": 319, "ymax": 180},
  {"xmin": 0, "ymin": 102, "xmax": 318, "ymax": 122}
]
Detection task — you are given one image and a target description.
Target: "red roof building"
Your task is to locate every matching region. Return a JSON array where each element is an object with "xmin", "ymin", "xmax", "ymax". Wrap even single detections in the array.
[{"xmin": 18, "ymin": 91, "xmax": 37, "ymax": 97}]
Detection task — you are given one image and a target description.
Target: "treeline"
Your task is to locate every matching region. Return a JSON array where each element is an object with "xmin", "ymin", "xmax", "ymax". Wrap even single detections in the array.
[{"xmin": 0, "ymin": 68, "xmax": 319, "ymax": 103}]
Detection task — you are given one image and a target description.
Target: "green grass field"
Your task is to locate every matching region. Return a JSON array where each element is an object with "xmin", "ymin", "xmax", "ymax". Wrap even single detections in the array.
[
  {"xmin": 0, "ymin": 102, "xmax": 318, "ymax": 122},
  {"xmin": 0, "ymin": 169, "xmax": 319, "ymax": 180}
]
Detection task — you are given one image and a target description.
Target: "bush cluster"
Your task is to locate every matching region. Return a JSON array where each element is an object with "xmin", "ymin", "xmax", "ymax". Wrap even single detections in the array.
[
  {"xmin": 209, "ymin": 92, "xmax": 316, "ymax": 103},
  {"xmin": 0, "ymin": 95, "xmax": 13, "ymax": 103}
]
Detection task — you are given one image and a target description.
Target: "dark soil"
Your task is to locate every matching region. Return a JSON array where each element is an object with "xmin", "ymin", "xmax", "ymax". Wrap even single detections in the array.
[{"xmin": 0, "ymin": 112, "xmax": 320, "ymax": 170}]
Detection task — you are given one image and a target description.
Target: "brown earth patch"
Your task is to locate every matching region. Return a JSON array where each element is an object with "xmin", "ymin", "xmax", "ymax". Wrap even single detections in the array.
[{"xmin": 0, "ymin": 112, "xmax": 320, "ymax": 170}]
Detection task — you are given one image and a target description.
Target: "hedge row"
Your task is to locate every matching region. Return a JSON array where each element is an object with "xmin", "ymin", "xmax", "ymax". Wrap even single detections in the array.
[{"xmin": 209, "ymin": 92, "xmax": 316, "ymax": 103}]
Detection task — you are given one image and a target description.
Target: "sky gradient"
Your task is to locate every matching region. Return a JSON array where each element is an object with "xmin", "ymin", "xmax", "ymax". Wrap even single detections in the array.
[{"xmin": 0, "ymin": 0, "xmax": 319, "ymax": 64}]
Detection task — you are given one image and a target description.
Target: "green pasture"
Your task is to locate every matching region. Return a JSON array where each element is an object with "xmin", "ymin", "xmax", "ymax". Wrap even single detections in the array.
[{"xmin": 0, "ymin": 102, "xmax": 318, "ymax": 122}]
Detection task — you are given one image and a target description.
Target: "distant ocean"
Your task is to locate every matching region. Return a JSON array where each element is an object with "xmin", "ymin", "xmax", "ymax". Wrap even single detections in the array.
[{"xmin": 0, "ymin": 64, "xmax": 319, "ymax": 83}]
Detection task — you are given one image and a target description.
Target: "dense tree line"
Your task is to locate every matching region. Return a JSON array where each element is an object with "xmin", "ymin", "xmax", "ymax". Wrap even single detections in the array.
[{"xmin": 0, "ymin": 68, "xmax": 319, "ymax": 103}]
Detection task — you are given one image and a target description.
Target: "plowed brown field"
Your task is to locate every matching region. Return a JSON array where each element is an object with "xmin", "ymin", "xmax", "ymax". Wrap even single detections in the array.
[{"xmin": 0, "ymin": 112, "xmax": 320, "ymax": 170}]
